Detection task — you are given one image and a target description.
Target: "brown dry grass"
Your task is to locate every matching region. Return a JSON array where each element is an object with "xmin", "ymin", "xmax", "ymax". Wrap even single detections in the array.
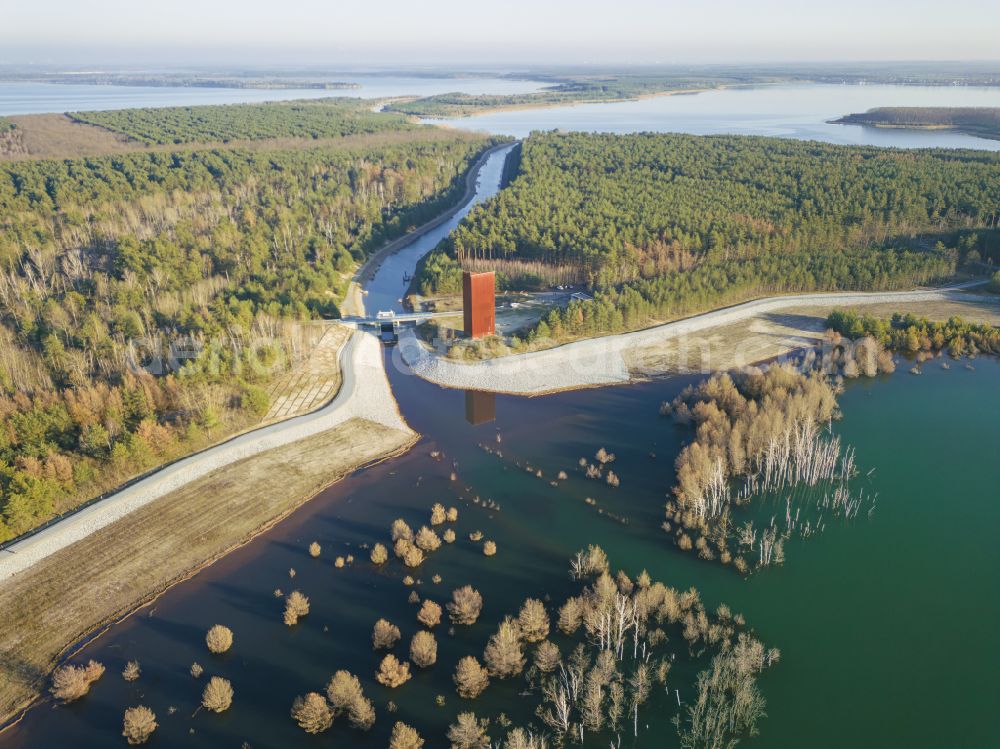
[
  {"xmin": 624, "ymin": 297, "xmax": 1000, "ymax": 374},
  {"xmin": 0, "ymin": 115, "xmax": 485, "ymax": 162},
  {"xmin": 0, "ymin": 418, "xmax": 415, "ymax": 727}
]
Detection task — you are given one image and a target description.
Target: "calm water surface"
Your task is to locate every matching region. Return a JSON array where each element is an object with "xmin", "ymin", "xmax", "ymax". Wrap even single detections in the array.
[
  {"xmin": 0, "ymin": 77, "xmax": 546, "ymax": 116},
  {"xmin": 426, "ymin": 83, "xmax": 1000, "ymax": 150},
  {"xmin": 3, "ymin": 353, "xmax": 997, "ymax": 748}
]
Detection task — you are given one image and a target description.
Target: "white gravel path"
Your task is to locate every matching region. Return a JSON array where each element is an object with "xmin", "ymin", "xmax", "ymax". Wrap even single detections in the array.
[
  {"xmin": 400, "ymin": 286, "xmax": 997, "ymax": 394},
  {"xmin": 0, "ymin": 331, "xmax": 408, "ymax": 583}
]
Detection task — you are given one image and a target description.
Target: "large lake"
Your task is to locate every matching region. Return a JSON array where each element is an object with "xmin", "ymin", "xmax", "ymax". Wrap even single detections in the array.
[
  {"xmin": 0, "ymin": 76, "xmax": 546, "ymax": 116},
  {"xmin": 426, "ymin": 83, "xmax": 1000, "ymax": 150}
]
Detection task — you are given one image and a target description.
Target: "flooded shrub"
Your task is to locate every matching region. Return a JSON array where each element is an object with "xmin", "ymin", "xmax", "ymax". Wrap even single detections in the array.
[
  {"xmin": 443, "ymin": 529, "xmax": 457, "ymax": 544},
  {"xmin": 469, "ymin": 530, "xmax": 483, "ymax": 542},
  {"xmin": 403, "ymin": 575, "xmax": 415, "ymax": 586},
  {"xmin": 349, "ymin": 694, "xmax": 377, "ymax": 730},
  {"xmin": 483, "ymin": 617, "xmax": 525, "ymax": 678},
  {"xmin": 284, "ymin": 590, "xmax": 310, "ymax": 626},
  {"xmin": 389, "ymin": 721, "xmax": 424, "ymax": 749},
  {"xmin": 448, "ymin": 586, "xmax": 483, "ymax": 625},
  {"xmin": 557, "ymin": 470, "xmax": 568, "ymax": 480},
  {"xmin": 201, "ymin": 676, "xmax": 233, "ymax": 713},
  {"xmin": 190, "ymin": 662, "xmax": 203, "ymax": 679},
  {"xmin": 392, "ymin": 519, "xmax": 415, "ymax": 542},
  {"xmin": 595, "ymin": 447, "xmax": 615, "ymax": 464},
  {"xmin": 371, "ymin": 542, "xmax": 389, "ymax": 564},
  {"xmin": 335, "ymin": 556, "xmax": 345, "ymax": 568},
  {"xmin": 395, "ymin": 538, "xmax": 426, "ymax": 567},
  {"xmin": 122, "ymin": 706, "xmax": 157, "ymax": 745},
  {"xmin": 605, "ymin": 470, "xmax": 620, "ymax": 487},
  {"xmin": 291, "ymin": 692, "xmax": 333, "ymax": 734},
  {"xmin": 122, "ymin": 660, "xmax": 141, "ymax": 682},
  {"xmin": 430, "ymin": 503, "xmax": 447, "ymax": 525},
  {"xmin": 416, "ymin": 526, "xmax": 442, "ymax": 552},
  {"xmin": 454, "ymin": 656, "xmax": 490, "ymax": 699},
  {"xmin": 205, "ymin": 624, "xmax": 233, "ymax": 654},
  {"xmin": 376, "ymin": 655, "xmax": 412, "ymax": 688},
  {"xmin": 517, "ymin": 599, "xmax": 550, "ymax": 642},
  {"xmin": 569, "ymin": 545, "xmax": 608, "ymax": 579},
  {"xmin": 533, "ymin": 641, "xmax": 561, "ymax": 673},
  {"xmin": 373, "ymin": 618, "xmax": 402, "ymax": 650},
  {"xmin": 308, "ymin": 542, "xmax": 321, "ymax": 558},
  {"xmin": 418, "ymin": 599, "xmax": 443, "ymax": 628},
  {"xmin": 50, "ymin": 660, "xmax": 105, "ymax": 703},
  {"xmin": 503, "ymin": 727, "xmax": 548, "ymax": 749},
  {"xmin": 446, "ymin": 507, "xmax": 459, "ymax": 522},
  {"xmin": 408, "ymin": 590, "xmax": 421, "ymax": 604},
  {"xmin": 447, "ymin": 712, "xmax": 491, "ymax": 749},
  {"xmin": 410, "ymin": 631, "xmax": 438, "ymax": 668},
  {"xmin": 325, "ymin": 669, "xmax": 375, "ymax": 729},
  {"xmin": 483, "ymin": 540, "xmax": 497, "ymax": 556}
]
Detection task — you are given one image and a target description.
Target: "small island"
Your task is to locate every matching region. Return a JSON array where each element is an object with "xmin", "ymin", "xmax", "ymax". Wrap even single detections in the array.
[{"xmin": 833, "ymin": 106, "xmax": 1000, "ymax": 140}]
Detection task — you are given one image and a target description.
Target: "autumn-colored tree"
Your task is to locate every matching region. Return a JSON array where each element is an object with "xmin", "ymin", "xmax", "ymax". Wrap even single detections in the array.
[
  {"xmin": 205, "ymin": 624, "xmax": 233, "ymax": 654},
  {"xmin": 50, "ymin": 660, "xmax": 105, "ymax": 703},
  {"xmin": 122, "ymin": 706, "xmax": 157, "ymax": 745},
  {"xmin": 371, "ymin": 542, "xmax": 389, "ymax": 564},
  {"xmin": 410, "ymin": 631, "xmax": 438, "ymax": 668},
  {"xmin": 448, "ymin": 586, "xmax": 483, "ymax": 625},
  {"xmin": 534, "ymin": 641, "xmax": 561, "ymax": 673},
  {"xmin": 483, "ymin": 540, "xmax": 497, "ymax": 557},
  {"xmin": 284, "ymin": 591, "xmax": 310, "ymax": 626},
  {"xmin": 122, "ymin": 660, "xmax": 141, "ymax": 682},
  {"xmin": 443, "ymin": 529, "xmax": 457, "ymax": 544},
  {"xmin": 389, "ymin": 721, "xmax": 424, "ymax": 749},
  {"xmin": 291, "ymin": 692, "xmax": 333, "ymax": 734},
  {"xmin": 483, "ymin": 617, "xmax": 525, "ymax": 678},
  {"xmin": 201, "ymin": 676, "xmax": 233, "ymax": 713},
  {"xmin": 517, "ymin": 599, "xmax": 549, "ymax": 642},
  {"xmin": 373, "ymin": 618, "xmax": 402, "ymax": 650},
  {"xmin": 454, "ymin": 656, "xmax": 490, "ymax": 699},
  {"xmin": 376, "ymin": 655, "xmax": 412, "ymax": 688},
  {"xmin": 324, "ymin": 669, "xmax": 375, "ymax": 728},
  {"xmin": 417, "ymin": 599, "xmax": 443, "ymax": 628},
  {"xmin": 415, "ymin": 526, "xmax": 442, "ymax": 552},
  {"xmin": 430, "ymin": 503, "xmax": 447, "ymax": 525},
  {"xmin": 391, "ymin": 518, "xmax": 414, "ymax": 542},
  {"xmin": 447, "ymin": 712, "xmax": 491, "ymax": 749}
]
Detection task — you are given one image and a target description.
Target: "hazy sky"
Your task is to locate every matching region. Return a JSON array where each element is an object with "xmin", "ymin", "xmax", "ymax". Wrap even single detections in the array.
[{"xmin": 3, "ymin": 0, "xmax": 998, "ymax": 66}]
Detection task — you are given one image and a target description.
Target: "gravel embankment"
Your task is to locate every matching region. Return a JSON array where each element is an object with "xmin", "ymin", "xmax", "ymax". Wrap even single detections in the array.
[
  {"xmin": 400, "ymin": 287, "xmax": 996, "ymax": 394},
  {"xmin": 0, "ymin": 331, "xmax": 408, "ymax": 582}
]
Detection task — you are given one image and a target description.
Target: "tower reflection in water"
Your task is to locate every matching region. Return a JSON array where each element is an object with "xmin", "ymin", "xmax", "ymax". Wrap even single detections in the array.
[{"xmin": 464, "ymin": 390, "xmax": 496, "ymax": 425}]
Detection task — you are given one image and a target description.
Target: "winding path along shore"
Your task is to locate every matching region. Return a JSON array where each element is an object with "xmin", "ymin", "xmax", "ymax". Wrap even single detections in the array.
[
  {"xmin": 400, "ymin": 285, "xmax": 999, "ymax": 395},
  {"xmin": 0, "ymin": 331, "xmax": 407, "ymax": 583}
]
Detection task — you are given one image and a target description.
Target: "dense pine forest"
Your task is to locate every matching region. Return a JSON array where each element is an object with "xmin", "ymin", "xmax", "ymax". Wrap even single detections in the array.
[
  {"xmin": 834, "ymin": 107, "xmax": 1000, "ymax": 140},
  {"xmin": 0, "ymin": 134, "xmax": 496, "ymax": 541},
  {"xmin": 417, "ymin": 131, "xmax": 1000, "ymax": 344},
  {"xmin": 68, "ymin": 99, "xmax": 413, "ymax": 146}
]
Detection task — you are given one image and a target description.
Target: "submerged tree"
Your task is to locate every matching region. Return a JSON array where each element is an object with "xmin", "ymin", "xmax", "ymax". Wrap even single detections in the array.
[
  {"xmin": 325, "ymin": 670, "xmax": 376, "ymax": 729},
  {"xmin": 454, "ymin": 656, "xmax": 490, "ymax": 699},
  {"xmin": 373, "ymin": 618, "xmax": 402, "ymax": 650},
  {"xmin": 518, "ymin": 599, "xmax": 550, "ymax": 642},
  {"xmin": 389, "ymin": 721, "xmax": 425, "ymax": 749},
  {"xmin": 417, "ymin": 599, "xmax": 443, "ymax": 628},
  {"xmin": 284, "ymin": 591, "xmax": 310, "ymax": 626},
  {"xmin": 483, "ymin": 617, "xmax": 526, "ymax": 678},
  {"xmin": 533, "ymin": 641, "xmax": 561, "ymax": 673},
  {"xmin": 430, "ymin": 503, "xmax": 447, "ymax": 525},
  {"xmin": 410, "ymin": 631, "xmax": 438, "ymax": 668},
  {"xmin": 447, "ymin": 711, "xmax": 491, "ymax": 749},
  {"xmin": 122, "ymin": 661, "xmax": 141, "ymax": 682},
  {"xmin": 371, "ymin": 542, "xmax": 389, "ymax": 564},
  {"xmin": 376, "ymin": 655, "xmax": 412, "ymax": 688},
  {"xmin": 50, "ymin": 660, "xmax": 105, "ymax": 703},
  {"xmin": 122, "ymin": 706, "xmax": 157, "ymax": 745},
  {"xmin": 201, "ymin": 676, "xmax": 233, "ymax": 713},
  {"xmin": 448, "ymin": 586, "xmax": 483, "ymax": 625},
  {"xmin": 391, "ymin": 519, "xmax": 414, "ymax": 542},
  {"xmin": 416, "ymin": 526, "xmax": 442, "ymax": 552},
  {"xmin": 291, "ymin": 692, "xmax": 333, "ymax": 734},
  {"xmin": 205, "ymin": 624, "xmax": 233, "ymax": 654}
]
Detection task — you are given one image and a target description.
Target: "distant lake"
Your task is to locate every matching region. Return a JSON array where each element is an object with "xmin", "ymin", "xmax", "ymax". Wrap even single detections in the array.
[
  {"xmin": 427, "ymin": 83, "xmax": 1000, "ymax": 150},
  {"xmin": 0, "ymin": 76, "xmax": 546, "ymax": 116}
]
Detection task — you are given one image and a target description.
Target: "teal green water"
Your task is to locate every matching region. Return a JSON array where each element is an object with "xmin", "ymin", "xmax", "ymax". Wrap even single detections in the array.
[{"xmin": 2, "ymin": 356, "xmax": 997, "ymax": 747}]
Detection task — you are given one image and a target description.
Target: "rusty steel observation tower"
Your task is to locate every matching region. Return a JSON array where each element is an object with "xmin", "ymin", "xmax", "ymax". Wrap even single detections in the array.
[{"xmin": 462, "ymin": 271, "xmax": 495, "ymax": 339}]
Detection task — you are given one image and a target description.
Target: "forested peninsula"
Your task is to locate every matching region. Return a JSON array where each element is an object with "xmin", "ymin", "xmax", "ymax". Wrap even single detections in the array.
[
  {"xmin": 834, "ymin": 107, "xmax": 1000, "ymax": 141},
  {"xmin": 417, "ymin": 131, "xmax": 1000, "ymax": 347}
]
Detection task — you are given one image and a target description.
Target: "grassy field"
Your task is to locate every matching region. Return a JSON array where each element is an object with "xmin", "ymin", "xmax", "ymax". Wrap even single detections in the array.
[{"xmin": 0, "ymin": 418, "xmax": 415, "ymax": 728}]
